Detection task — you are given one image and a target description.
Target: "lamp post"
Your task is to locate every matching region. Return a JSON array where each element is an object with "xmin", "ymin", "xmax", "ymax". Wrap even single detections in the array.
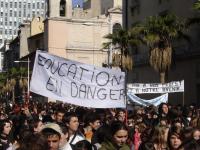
[{"xmin": 14, "ymin": 57, "xmax": 30, "ymax": 102}]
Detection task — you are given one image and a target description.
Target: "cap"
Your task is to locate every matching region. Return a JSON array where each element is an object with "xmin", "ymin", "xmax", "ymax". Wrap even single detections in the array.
[{"xmin": 42, "ymin": 123, "xmax": 63, "ymax": 136}]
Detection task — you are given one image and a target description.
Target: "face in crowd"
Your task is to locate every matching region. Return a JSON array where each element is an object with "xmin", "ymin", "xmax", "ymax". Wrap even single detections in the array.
[
  {"xmin": 169, "ymin": 134, "xmax": 182, "ymax": 150},
  {"xmin": 3, "ymin": 121, "xmax": 12, "ymax": 135},
  {"xmin": 90, "ymin": 119, "xmax": 101, "ymax": 131},
  {"xmin": 47, "ymin": 134, "xmax": 60, "ymax": 150},
  {"xmin": 55, "ymin": 112, "xmax": 64, "ymax": 123},
  {"xmin": 162, "ymin": 104, "xmax": 169, "ymax": 115},
  {"xmin": 68, "ymin": 116, "xmax": 79, "ymax": 133},
  {"xmin": 193, "ymin": 129, "xmax": 200, "ymax": 141},
  {"xmin": 117, "ymin": 111, "xmax": 126, "ymax": 122},
  {"xmin": 113, "ymin": 129, "xmax": 128, "ymax": 147},
  {"xmin": 34, "ymin": 120, "xmax": 44, "ymax": 133}
]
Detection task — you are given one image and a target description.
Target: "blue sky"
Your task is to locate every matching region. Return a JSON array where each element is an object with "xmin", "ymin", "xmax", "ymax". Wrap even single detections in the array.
[{"xmin": 72, "ymin": 0, "xmax": 83, "ymax": 7}]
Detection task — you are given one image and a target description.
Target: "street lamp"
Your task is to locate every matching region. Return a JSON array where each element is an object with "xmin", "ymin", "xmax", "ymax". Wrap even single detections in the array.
[{"xmin": 14, "ymin": 57, "xmax": 30, "ymax": 102}]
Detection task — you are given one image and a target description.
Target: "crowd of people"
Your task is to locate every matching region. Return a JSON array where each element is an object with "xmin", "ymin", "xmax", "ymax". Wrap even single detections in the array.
[{"xmin": 0, "ymin": 101, "xmax": 200, "ymax": 150}]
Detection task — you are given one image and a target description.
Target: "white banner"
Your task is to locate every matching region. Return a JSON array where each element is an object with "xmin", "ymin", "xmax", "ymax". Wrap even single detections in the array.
[
  {"xmin": 127, "ymin": 93, "xmax": 168, "ymax": 106},
  {"xmin": 127, "ymin": 80, "xmax": 184, "ymax": 94},
  {"xmin": 30, "ymin": 51, "xmax": 126, "ymax": 108}
]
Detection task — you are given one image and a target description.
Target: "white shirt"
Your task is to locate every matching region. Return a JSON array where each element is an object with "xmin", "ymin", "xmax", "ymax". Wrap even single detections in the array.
[{"xmin": 60, "ymin": 134, "xmax": 85, "ymax": 150}]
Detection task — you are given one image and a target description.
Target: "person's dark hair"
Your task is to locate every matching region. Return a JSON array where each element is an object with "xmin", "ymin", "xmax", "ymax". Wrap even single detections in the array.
[
  {"xmin": 179, "ymin": 139, "xmax": 200, "ymax": 150},
  {"xmin": 42, "ymin": 128, "xmax": 61, "ymax": 139},
  {"xmin": 168, "ymin": 126, "xmax": 183, "ymax": 148},
  {"xmin": 182, "ymin": 126, "xmax": 193, "ymax": 142},
  {"xmin": 139, "ymin": 142, "xmax": 156, "ymax": 150},
  {"xmin": 93, "ymin": 124, "xmax": 110, "ymax": 144},
  {"xmin": 16, "ymin": 133, "xmax": 48, "ymax": 150},
  {"xmin": 62, "ymin": 112, "xmax": 78, "ymax": 124},
  {"xmin": 110, "ymin": 121, "xmax": 128, "ymax": 136},
  {"xmin": 29, "ymin": 117, "xmax": 41, "ymax": 132},
  {"xmin": 158, "ymin": 103, "xmax": 168, "ymax": 115},
  {"xmin": 0, "ymin": 119, "xmax": 11, "ymax": 133},
  {"xmin": 72, "ymin": 140, "xmax": 92, "ymax": 150},
  {"xmin": 84, "ymin": 112, "xmax": 100, "ymax": 126}
]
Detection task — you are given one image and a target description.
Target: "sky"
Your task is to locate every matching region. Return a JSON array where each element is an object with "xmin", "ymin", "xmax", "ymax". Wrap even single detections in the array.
[{"xmin": 72, "ymin": 0, "xmax": 83, "ymax": 7}]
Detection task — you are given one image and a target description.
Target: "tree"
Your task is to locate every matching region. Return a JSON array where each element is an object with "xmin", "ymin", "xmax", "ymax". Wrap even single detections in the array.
[
  {"xmin": 103, "ymin": 28, "xmax": 141, "ymax": 71},
  {"xmin": 138, "ymin": 13, "xmax": 186, "ymax": 83},
  {"xmin": 186, "ymin": 1, "xmax": 200, "ymax": 26}
]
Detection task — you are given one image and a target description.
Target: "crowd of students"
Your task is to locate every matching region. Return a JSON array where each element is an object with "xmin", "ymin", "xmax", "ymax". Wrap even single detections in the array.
[{"xmin": 0, "ymin": 101, "xmax": 200, "ymax": 150}]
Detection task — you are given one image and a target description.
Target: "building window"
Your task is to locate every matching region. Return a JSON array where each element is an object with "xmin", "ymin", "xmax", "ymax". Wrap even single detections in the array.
[
  {"xmin": 23, "ymin": 2, "xmax": 26, "ymax": 8},
  {"xmin": 5, "ymin": 29, "xmax": 7, "ymax": 34},
  {"xmin": 32, "ymin": 11, "xmax": 35, "ymax": 16},
  {"xmin": 14, "ymin": 11, "xmax": 17, "ymax": 17},
  {"xmin": 1, "ymin": 2, "xmax": 3, "ymax": 7},
  {"xmin": 0, "ymin": 39, "xmax": 2, "ymax": 44},
  {"xmin": 19, "ymin": 2, "xmax": 21, "ymax": 8},
  {"xmin": 9, "ymin": 29, "xmax": 12, "ymax": 34},
  {"xmin": 5, "ymin": 13, "xmax": 7, "ymax": 17},
  {"xmin": 28, "ymin": 3, "xmax": 30, "ymax": 9},
  {"xmin": 9, "ymin": 21, "xmax": 12, "ymax": 26},
  {"xmin": 112, "ymin": 23, "xmax": 122, "ymax": 34},
  {"xmin": 10, "ymin": 10, "xmax": 12, "ymax": 16},
  {"xmin": 23, "ymin": 10, "xmax": 26, "ymax": 17},
  {"xmin": 37, "ymin": 2, "xmax": 40, "ymax": 9},
  {"xmin": 14, "ymin": 21, "xmax": 17, "ymax": 26},
  {"xmin": 15, "ymin": 2, "xmax": 17, "ymax": 8},
  {"xmin": 0, "ymin": 12, "xmax": 3, "ymax": 17},
  {"xmin": 10, "ymin": 2, "xmax": 12, "ymax": 8},
  {"xmin": 33, "ymin": 3, "xmax": 35, "ymax": 9},
  {"xmin": 0, "ymin": 28, "xmax": 2, "ymax": 34},
  {"xmin": 60, "ymin": 0, "xmax": 66, "ymax": 17},
  {"xmin": 19, "ymin": 11, "xmax": 21, "ymax": 17},
  {"xmin": 5, "ymin": 2, "xmax": 8, "ymax": 8}
]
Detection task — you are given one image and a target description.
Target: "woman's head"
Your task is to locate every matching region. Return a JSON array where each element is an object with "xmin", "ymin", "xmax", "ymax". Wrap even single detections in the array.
[
  {"xmin": 151, "ymin": 126, "xmax": 169, "ymax": 146},
  {"xmin": 192, "ymin": 128, "xmax": 200, "ymax": 141},
  {"xmin": 110, "ymin": 121, "xmax": 128, "ymax": 147},
  {"xmin": 0, "ymin": 119, "xmax": 12, "ymax": 135},
  {"xmin": 168, "ymin": 126, "xmax": 183, "ymax": 150}
]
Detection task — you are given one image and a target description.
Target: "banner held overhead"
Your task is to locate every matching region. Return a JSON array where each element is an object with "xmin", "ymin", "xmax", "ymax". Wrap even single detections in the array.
[
  {"xmin": 127, "ymin": 80, "xmax": 184, "ymax": 94},
  {"xmin": 30, "ymin": 51, "xmax": 126, "ymax": 108}
]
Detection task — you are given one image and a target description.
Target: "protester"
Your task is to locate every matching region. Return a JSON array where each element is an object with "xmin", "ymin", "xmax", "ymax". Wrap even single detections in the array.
[
  {"xmin": 99, "ymin": 121, "xmax": 130, "ymax": 150},
  {"xmin": 0, "ymin": 119, "xmax": 12, "ymax": 150},
  {"xmin": 1, "ymin": 98, "xmax": 200, "ymax": 150},
  {"xmin": 42, "ymin": 122, "xmax": 63, "ymax": 150},
  {"xmin": 168, "ymin": 126, "xmax": 183, "ymax": 150},
  {"xmin": 61, "ymin": 112, "xmax": 85, "ymax": 150}
]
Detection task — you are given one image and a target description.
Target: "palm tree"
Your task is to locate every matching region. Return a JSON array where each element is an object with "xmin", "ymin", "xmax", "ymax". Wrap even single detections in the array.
[
  {"xmin": 186, "ymin": 1, "xmax": 200, "ymax": 26},
  {"xmin": 138, "ymin": 13, "xmax": 186, "ymax": 83},
  {"xmin": 103, "ymin": 28, "xmax": 141, "ymax": 71}
]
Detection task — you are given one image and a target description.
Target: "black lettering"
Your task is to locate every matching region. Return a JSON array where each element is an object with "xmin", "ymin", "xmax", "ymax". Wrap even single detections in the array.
[
  {"xmin": 50, "ymin": 61, "xmax": 59, "ymax": 74},
  {"xmin": 96, "ymin": 71, "xmax": 109, "ymax": 86},
  {"xmin": 58, "ymin": 63, "xmax": 68, "ymax": 77},
  {"xmin": 97, "ymin": 88, "xmax": 107, "ymax": 100},
  {"xmin": 67, "ymin": 64, "xmax": 77, "ymax": 79},
  {"xmin": 46, "ymin": 77, "xmax": 55, "ymax": 92},
  {"xmin": 91, "ymin": 69, "xmax": 95, "ymax": 83},
  {"xmin": 79, "ymin": 67, "xmax": 89, "ymax": 80},
  {"xmin": 79, "ymin": 84, "xmax": 87, "ymax": 98},
  {"xmin": 71, "ymin": 82, "xmax": 78, "ymax": 97},
  {"xmin": 38, "ymin": 54, "xmax": 46, "ymax": 66},
  {"xmin": 110, "ymin": 89, "xmax": 118, "ymax": 100},
  {"xmin": 45, "ymin": 59, "xmax": 53, "ymax": 69},
  {"xmin": 111, "ymin": 75, "xmax": 123, "ymax": 86},
  {"xmin": 87, "ymin": 86, "xmax": 96, "ymax": 99},
  {"xmin": 119, "ymin": 89, "xmax": 125, "ymax": 100}
]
